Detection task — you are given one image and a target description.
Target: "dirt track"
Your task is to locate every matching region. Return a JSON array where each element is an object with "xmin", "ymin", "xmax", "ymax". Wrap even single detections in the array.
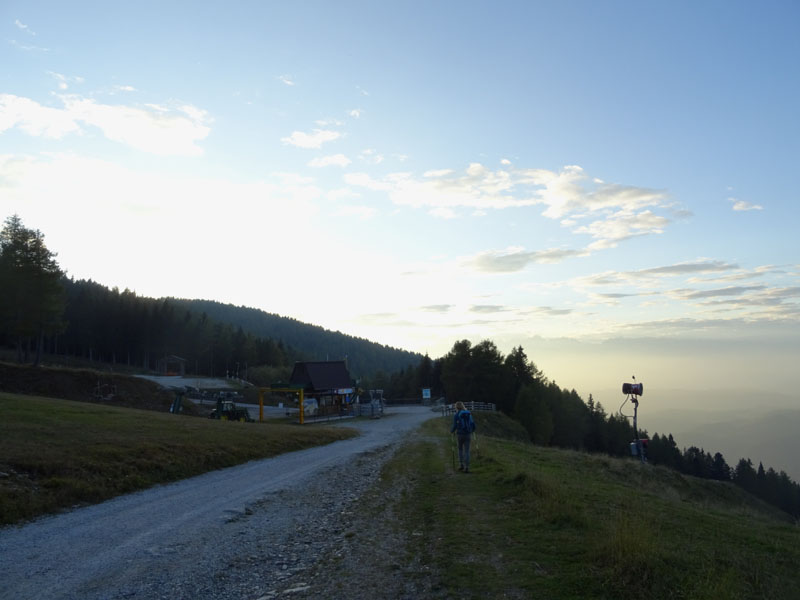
[{"xmin": 0, "ymin": 406, "xmax": 436, "ymax": 600}]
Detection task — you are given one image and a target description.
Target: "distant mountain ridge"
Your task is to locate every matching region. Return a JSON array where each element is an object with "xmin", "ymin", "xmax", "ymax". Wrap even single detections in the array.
[{"xmin": 168, "ymin": 298, "xmax": 421, "ymax": 378}]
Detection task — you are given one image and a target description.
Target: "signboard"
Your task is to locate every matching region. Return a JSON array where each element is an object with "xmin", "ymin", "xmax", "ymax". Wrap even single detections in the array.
[{"xmin": 422, "ymin": 388, "xmax": 431, "ymax": 399}]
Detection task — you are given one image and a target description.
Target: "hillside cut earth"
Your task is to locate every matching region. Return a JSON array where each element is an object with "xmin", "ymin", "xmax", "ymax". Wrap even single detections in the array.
[{"xmin": 0, "ymin": 362, "xmax": 176, "ymax": 412}]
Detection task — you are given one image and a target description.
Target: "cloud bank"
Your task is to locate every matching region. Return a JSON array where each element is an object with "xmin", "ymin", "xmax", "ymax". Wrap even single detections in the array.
[{"xmin": 0, "ymin": 93, "xmax": 211, "ymax": 156}]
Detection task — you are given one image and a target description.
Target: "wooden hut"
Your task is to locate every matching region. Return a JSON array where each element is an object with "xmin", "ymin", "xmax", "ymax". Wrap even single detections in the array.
[{"xmin": 289, "ymin": 360, "xmax": 355, "ymax": 416}]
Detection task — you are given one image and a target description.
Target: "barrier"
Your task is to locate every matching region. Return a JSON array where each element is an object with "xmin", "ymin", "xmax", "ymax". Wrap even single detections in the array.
[{"xmin": 441, "ymin": 401, "xmax": 496, "ymax": 416}]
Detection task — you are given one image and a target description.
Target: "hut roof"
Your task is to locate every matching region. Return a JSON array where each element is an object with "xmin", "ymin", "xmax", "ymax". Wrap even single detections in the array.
[{"xmin": 289, "ymin": 360, "xmax": 353, "ymax": 392}]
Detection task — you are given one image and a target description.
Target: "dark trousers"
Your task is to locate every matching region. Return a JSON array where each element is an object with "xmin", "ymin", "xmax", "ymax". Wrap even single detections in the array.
[{"xmin": 457, "ymin": 433, "xmax": 471, "ymax": 469}]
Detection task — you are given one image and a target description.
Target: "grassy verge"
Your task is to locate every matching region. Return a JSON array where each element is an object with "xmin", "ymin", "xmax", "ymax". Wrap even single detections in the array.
[
  {"xmin": 0, "ymin": 392, "xmax": 356, "ymax": 525},
  {"xmin": 386, "ymin": 413, "xmax": 800, "ymax": 599}
]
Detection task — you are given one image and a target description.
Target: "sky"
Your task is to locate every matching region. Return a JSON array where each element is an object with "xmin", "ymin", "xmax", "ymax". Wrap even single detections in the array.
[{"xmin": 1, "ymin": 1, "xmax": 799, "ymax": 410}]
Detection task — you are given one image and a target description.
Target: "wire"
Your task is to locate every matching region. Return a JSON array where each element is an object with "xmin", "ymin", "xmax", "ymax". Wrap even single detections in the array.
[{"xmin": 618, "ymin": 395, "xmax": 633, "ymax": 418}]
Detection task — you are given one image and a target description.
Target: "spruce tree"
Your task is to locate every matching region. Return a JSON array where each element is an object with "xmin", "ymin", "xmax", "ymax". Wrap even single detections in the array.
[{"xmin": 0, "ymin": 215, "xmax": 65, "ymax": 364}]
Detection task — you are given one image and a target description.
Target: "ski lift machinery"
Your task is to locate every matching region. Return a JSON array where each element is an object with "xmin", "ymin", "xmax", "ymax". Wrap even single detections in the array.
[{"xmin": 619, "ymin": 376, "xmax": 647, "ymax": 463}]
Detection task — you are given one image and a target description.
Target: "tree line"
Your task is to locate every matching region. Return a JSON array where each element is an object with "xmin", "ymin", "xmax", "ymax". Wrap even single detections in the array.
[
  {"xmin": 166, "ymin": 298, "xmax": 421, "ymax": 378},
  {"xmin": 0, "ymin": 215, "xmax": 419, "ymax": 385},
  {"xmin": 374, "ymin": 338, "xmax": 800, "ymax": 519}
]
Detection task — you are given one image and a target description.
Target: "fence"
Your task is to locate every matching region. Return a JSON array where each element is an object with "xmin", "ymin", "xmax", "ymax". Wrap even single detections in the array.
[
  {"xmin": 292, "ymin": 401, "xmax": 384, "ymax": 423},
  {"xmin": 441, "ymin": 401, "xmax": 496, "ymax": 416},
  {"xmin": 384, "ymin": 396, "xmax": 447, "ymax": 406}
]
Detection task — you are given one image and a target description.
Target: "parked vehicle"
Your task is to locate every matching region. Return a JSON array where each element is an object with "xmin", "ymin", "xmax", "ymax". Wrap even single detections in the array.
[{"xmin": 209, "ymin": 398, "xmax": 252, "ymax": 422}]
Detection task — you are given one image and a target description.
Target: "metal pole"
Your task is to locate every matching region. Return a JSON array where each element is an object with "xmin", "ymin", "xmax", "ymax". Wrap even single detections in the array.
[
  {"xmin": 299, "ymin": 389, "xmax": 304, "ymax": 425},
  {"xmin": 632, "ymin": 398, "xmax": 644, "ymax": 463}
]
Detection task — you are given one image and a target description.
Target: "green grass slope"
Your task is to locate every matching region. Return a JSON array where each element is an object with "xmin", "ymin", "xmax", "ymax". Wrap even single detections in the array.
[
  {"xmin": 385, "ymin": 411, "xmax": 800, "ymax": 600},
  {"xmin": 0, "ymin": 393, "xmax": 356, "ymax": 526}
]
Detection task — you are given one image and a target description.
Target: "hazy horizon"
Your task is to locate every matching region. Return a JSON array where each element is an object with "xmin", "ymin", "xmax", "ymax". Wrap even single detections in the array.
[{"xmin": 2, "ymin": 2, "xmax": 798, "ymax": 408}]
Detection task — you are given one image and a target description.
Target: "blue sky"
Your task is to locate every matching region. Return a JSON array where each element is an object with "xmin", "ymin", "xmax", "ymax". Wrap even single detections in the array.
[{"xmin": 2, "ymin": 1, "xmax": 798, "ymax": 405}]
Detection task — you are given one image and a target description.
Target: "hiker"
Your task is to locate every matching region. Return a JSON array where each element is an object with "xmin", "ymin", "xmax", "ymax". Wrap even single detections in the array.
[{"xmin": 451, "ymin": 401, "xmax": 476, "ymax": 473}]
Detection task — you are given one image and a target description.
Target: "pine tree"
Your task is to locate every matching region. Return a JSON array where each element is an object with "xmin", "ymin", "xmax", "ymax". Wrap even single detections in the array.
[{"xmin": 0, "ymin": 215, "xmax": 65, "ymax": 364}]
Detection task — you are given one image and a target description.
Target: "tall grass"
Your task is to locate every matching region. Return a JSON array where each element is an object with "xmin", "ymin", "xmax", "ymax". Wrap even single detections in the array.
[{"xmin": 385, "ymin": 414, "xmax": 800, "ymax": 599}]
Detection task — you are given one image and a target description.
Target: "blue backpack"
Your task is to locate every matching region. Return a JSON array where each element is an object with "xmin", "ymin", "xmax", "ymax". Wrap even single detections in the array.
[{"xmin": 457, "ymin": 410, "xmax": 475, "ymax": 435}]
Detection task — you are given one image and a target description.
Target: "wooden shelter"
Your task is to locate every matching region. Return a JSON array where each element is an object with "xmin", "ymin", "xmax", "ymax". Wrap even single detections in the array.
[
  {"xmin": 289, "ymin": 360, "xmax": 355, "ymax": 416},
  {"xmin": 257, "ymin": 360, "xmax": 355, "ymax": 424}
]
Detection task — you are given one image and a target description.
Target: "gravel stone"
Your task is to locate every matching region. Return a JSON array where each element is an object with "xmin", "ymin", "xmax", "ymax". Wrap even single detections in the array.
[{"xmin": 0, "ymin": 407, "xmax": 438, "ymax": 600}]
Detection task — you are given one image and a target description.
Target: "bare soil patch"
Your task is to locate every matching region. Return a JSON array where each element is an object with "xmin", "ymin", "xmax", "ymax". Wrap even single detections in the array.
[{"xmin": 0, "ymin": 361, "xmax": 180, "ymax": 413}]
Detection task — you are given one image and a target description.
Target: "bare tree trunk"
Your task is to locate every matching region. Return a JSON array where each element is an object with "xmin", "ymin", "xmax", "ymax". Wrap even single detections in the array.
[{"xmin": 34, "ymin": 326, "xmax": 44, "ymax": 367}]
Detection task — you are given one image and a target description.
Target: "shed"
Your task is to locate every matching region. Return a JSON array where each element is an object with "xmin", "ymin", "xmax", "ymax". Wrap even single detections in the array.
[{"xmin": 289, "ymin": 360, "xmax": 355, "ymax": 415}]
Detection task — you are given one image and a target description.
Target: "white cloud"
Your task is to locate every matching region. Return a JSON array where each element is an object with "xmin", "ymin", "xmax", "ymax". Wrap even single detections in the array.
[
  {"xmin": 423, "ymin": 169, "xmax": 454, "ymax": 178},
  {"xmin": 0, "ymin": 93, "xmax": 211, "ymax": 156},
  {"xmin": 343, "ymin": 163, "xmax": 674, "ymax": 250},
  {"xmin": 325, "ymin": 187, "xmax": 357, "ymax": 202},
  {"xmin": 579, "ymin": 209, "xmax": 670, "ymax": 249},
  {"xmin": 281, "ymin": 129, "xmax": 341, "ymax": 149},
  {"xmin": 638, "ymin": 260, "xmax": 740, "ymax": 277},
  {"xmin": 671, "ymin": 285, "xmax": 768, "ymax": 300},
  {"xmin": 62, "ymin": 96, "xmax": 211, "ymax": 156},
  {"xmin": 48, "ymin": 72, "xmax": 84, "ymax": 90},
  {"xmin": 343, "ymin": 172, "xmax": 393, "ymax": 192},
  {"xmin": 359, "ymin": 148, "xmax": 384, "ymax": 165},
  {"xmin": 429, "ymin": 207, "xmax": 458, "ymax": 219},
  {"xmin": 0, "ymin": 94, "xmax": 80, "ymax": 138},
  {"xmin": 308, "ymin": 154, "xmax": 351, "ymax": 168},
  {"xmin": 113, "ymin": 85, "xmax": 137, "ymax": 93},
  {"xmin": 278, "ymin": 75, "xmax": 296, "ymax": 86},
  {"xmin": 349, "ymin": 108, "xmax": 361, "ymax": 118},
  {"xmin": 469, "ymin": 246, "xmax": 590, "ymax": 272},
  {"xmin": 348, "ymin": 164, "xmax": 535, "ymax": 215},
  {"xmin": 179, "ymin": 104, "xmax": 210, "ymax": 122},
  {"xmin": 8, "ymin": 39, "xmax": 48, "ymax": 52},
  {"xmin": 729, "ymin": 197, "xmax": 764, "ymax": 211},
  {"xmin": 518, "ymin": 165, "xmax": 667, "ymax": 220},
  {"xmin": 14, "ymin": 19, "xmax": 35, "ymax": 35},
  {"xmin": 334, "ymin": 204, "xmax": 377, "ymax": 220},
  {"xmin": 565, "ymin": 261, "xmax": 741, "ymax": 291}
]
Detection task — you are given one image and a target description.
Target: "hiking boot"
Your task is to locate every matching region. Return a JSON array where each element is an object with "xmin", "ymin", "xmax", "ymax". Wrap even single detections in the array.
[
  {"xmin": 464, "ymin": 467, "xmax": 470, "ymax": 473},
  {"xmin": 458, "ymin": 465, "xmax": 464, "ymax": 471}
]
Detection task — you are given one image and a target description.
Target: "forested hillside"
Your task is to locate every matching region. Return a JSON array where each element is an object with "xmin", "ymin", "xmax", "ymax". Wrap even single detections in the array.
[
  {"xmin": 168, "ymin": 298, "xmax": 420, "ymax": 378},
  {"xmin": 0, "ymin": 215, "xmax": 418, "ymax": 383},
  {"xmin": 50, "ymin": 279, "xmax": 419, "ymax": 383}
]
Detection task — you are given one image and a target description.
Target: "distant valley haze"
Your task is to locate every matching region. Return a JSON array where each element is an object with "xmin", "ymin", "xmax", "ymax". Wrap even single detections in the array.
[{"xmin": 593, "ymin": 387, "xmax": 800, "ymax": 482}]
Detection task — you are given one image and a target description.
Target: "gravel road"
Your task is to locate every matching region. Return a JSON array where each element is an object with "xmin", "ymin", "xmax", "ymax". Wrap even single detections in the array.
[{"xmin": 0, "ymin": 406, "xmax": 437, "ymax": 600}]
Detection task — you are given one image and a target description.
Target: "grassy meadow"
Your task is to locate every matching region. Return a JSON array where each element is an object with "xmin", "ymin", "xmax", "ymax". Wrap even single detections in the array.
[
  {"xmin": 383, "ymin": 413, "xmax": 800, "ymax": 600},
  {"xmin": 0, "ymin": 392, "xmax": 356, "ymax": 525},
  {"xmin": 4, "ymin": 394, "xmax": 799, "ymax": 599}
]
